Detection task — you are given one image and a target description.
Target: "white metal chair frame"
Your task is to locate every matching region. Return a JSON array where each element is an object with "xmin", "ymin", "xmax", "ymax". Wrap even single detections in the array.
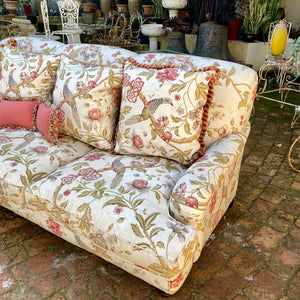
[
  {"xmin": 40, "ymin": 0, "xmax": 51, "ymax": 40},
  {"xmin": 257, "ymin": 19, "xmax": 300, "ymax": 128},
  {"xmin": 52, "ymin": 0, "xmax": 82, "ymax": 44}
]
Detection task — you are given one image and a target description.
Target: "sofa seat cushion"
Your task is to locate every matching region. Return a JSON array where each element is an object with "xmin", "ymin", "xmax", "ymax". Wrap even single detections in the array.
[
  {"xmin": 25, "ymin": 149, "xmax": 197, "ymax": 277},
  {"xmin": 0, "ymin": 128, "xmax": 92, "ymax": 188}
]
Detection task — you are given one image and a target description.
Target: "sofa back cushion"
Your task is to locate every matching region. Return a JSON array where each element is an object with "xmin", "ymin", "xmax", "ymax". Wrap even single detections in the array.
[
  {"xmin": 53, "ymin": 56, "xmax": 123, "ymax": 150},
  {"xmin": 57, "ymin": 44, "xmax": 137, "ymax": 67},
  {"xmin": 0, "ymin": 36, "xmax": 65, "ymax": 55},
  {"xmin": 0, "ymin": 48, "xmax": 60, "ymax": 102},
  {"xmin": 134, "ymin": 53, "xmax": 258, "ymax": 149},
  {"xmin": 114, "ymin": 58, "xmax": 220, "ymax": 165}
]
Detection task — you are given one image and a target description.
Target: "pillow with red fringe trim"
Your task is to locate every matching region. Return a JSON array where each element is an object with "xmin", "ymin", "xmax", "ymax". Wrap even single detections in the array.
[
  {"xmin": 0, "ymin": 99, "xmax": 38, "ymax": 130},
  {"xmin": 114, "ymin": 58, "xmax": 220, "ymax": 165},
  {"xmin": 36, "ymin": 103, "xmax": 59, "ymax": 143}
]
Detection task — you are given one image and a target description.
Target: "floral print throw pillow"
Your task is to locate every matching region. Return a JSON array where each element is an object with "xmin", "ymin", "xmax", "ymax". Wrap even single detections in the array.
[
  {"xmin": 114, "ymin": 58, "xmax": 220, "ymax": 165},
  {"xmin": 0, "ymin": 48, "xmax": 60, "ymax": 101},
  {"xmin": 53, "ymin": 56, "xmax": 123, "ymax": 150}
]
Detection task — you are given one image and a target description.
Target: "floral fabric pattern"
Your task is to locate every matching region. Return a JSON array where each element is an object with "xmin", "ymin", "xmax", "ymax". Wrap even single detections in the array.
[
  {"xmin": 0, "ymin": 48, "xmax": 60, "ymax": 101},
  {"xmin": 0, "ymin": 128, "xmax": 92, "ymax": 188},
  {"xmin": 169, "ymin": 125, "xmax": 250, "ymax": 260},
  {"xmin": 0, "ymin": 37, "xmax": 259, "ymax": 295},
  {"xmin": 24, "ymin": 149, "xmax": 197, "ymax": 293},
  {"xmin": 135, "ymin": 53, "xmax": 258, "ymax": 149},
  {"xmin": 114, "ymin": 59, "xmax": 220, "ymax": 165},
  {"xmin": 60, "ymin": 44, "xmax": 136, "ymax": 67},
  {"xmin": 0, "ymin": 37, "xmax": 65, "ymax": 55},
  {"xmin": 53, "ymin": 56, "xmax": 123, "ymax": 150}
]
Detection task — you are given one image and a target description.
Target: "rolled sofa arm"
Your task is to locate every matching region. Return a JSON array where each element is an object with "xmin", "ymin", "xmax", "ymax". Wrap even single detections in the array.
[{"xmin": 168, "ymin": 123, "xmax": 251, "ymax": 255}]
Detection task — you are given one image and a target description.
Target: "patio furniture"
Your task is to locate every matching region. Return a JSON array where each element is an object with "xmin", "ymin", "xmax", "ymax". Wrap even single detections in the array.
[
  {"xmin": 52, "ymin": 0, "xmax": 82, "ymax": 43},
  {"xmin": 0, "ymin": 20, "xmax": 20, "ymax": 40},
  {"xmin": 38, "ymin": 0, "xmax": 61, "ymax": 41},
  {"xmin": 84, "ymin": 11, "xmax": 142, "ymax": 51},
  {"xmin": 288, "ymin": 136, "xmax": 300, "ymax": 173},
  {"xmin": 0, "ymin": 35, "xmax": 258, "ymax": 295},
  {"xmin": 257, "ymin": 19, "xmax": 300, "ymax": 128}
]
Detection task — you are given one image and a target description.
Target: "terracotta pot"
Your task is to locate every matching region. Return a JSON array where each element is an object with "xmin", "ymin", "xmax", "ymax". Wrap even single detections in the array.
[
  {"xmin": 142, "ymin": 4, "xmax": 153, "ymax": 18},
  {"xmin": 82, "ymin": 3, "xmax": 94, "ymax": 13},
  {"xmin": 4, "ymin": 1, "xmax": 18, "ymax": 15},
  {"xmin": 178, "ymin": 10, "xmax": 189, "ymax": 21},
  {"xmin": 116, "ymin": 4, "xmax": 128, "ymax": 14}
]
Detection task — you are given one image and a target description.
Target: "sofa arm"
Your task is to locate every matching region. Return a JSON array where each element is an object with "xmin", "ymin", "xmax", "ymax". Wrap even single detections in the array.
[{"xmin": 168, "ymin": 123, "xmax": 250, "ymax": 248}]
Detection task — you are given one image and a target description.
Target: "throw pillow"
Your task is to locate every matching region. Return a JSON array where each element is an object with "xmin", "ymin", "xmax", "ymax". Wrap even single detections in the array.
[
  {"xmin": 0, "ymin": 99, "xmax": 38, "ymax": 130},
  {"xmin": 114, "ymin": 58, "xmax": 220, "ymax": 165},
  {"xmin": 0, "ymin": 48, "xmax": 60, "ymax": 101},
  {"xmin": 53, "ymin": 56, "xmax": 123, "ymax": 150},
  {"xmin": 36, "ymin": 103, "xmax": 59, "ymax": 143}
]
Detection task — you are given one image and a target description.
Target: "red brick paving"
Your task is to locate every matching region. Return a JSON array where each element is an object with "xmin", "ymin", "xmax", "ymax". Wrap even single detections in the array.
[{"xmin": 0, "ymin": 96, "xmax": 299, "ymax": 299}]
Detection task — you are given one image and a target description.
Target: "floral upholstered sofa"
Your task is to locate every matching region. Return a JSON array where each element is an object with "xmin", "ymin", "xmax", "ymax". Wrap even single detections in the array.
[{"xmin": 0, "ymin": 37, "xmax": 258, "ymax": 295}]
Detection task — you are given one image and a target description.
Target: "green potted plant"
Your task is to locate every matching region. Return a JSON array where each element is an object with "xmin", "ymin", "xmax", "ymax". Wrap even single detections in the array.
[
  {"xmin": 152, "ymin": 0, "xmax": 167, "ymax": 22},
  {"xmin": 243, "ymin": 0, "xmax": 269, "ymax": 42},
  {"xmin": 261, "ymin": 0, "xmax": 283, "ymax": 41}
]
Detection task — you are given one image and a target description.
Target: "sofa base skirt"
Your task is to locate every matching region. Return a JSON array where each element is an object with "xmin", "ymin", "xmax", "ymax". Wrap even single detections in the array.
[
  {"xmin": 0, "ymin": 198, "xmax": 194, "ymax": 294},
  {"xmin": 0, "ymin": 177, "xmax": 196, "ymax": 295}
]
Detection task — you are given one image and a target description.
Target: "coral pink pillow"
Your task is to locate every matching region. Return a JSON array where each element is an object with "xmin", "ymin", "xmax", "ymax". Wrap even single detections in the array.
[
  {"xmin": 36, "ymin": 103, "xmax": 59, "ymax": 143},
  {"xmin": 0, "ymin": 99, "xmax": 38, "ymax": 130}
]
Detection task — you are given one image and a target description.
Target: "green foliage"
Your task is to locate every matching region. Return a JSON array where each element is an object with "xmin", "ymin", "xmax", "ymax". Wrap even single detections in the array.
[
  {"xmin": 243, "ymin": 0, "xmax": 270, "ymax": 34},
  {"xmin": 151, "ymin": 0, "xmax": 168, "ymax": 19},
  {"xmin": 261, "ymin": 0, "xmax": 283, "ymax": 40}
]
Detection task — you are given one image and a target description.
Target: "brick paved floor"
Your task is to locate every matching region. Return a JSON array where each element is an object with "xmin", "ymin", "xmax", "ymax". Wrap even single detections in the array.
[{"xmin": 0, "ymin": 98, "xmax": 299, "ymax": 299}]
